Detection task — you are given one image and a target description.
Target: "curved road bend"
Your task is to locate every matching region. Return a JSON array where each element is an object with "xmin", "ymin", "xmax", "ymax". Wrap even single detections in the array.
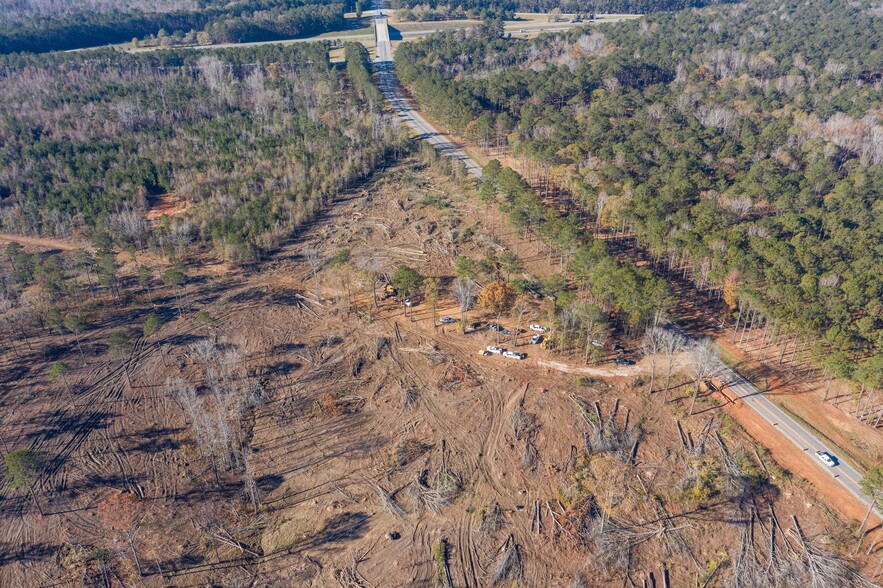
[{"xmin": 373, "ymin": 11, "xmax": 880, "ymax": 519}]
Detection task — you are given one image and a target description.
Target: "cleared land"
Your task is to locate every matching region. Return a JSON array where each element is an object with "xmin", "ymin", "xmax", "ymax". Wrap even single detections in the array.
[
  {"xmin": 0, "ymin": 162, "xmax": 878, "ymax": 585},
  {"xmin": 395, "ymin": 95, "xmax": 883, "ymax": 530}
]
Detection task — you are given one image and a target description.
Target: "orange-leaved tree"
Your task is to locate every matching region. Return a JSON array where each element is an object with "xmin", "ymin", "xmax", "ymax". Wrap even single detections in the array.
[{"xmin": 478, "ymin": 281, "xmax": 515, "ymax": 344}]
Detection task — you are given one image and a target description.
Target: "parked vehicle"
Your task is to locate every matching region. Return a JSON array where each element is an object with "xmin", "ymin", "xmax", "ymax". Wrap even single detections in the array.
[
  {"xmin": 487, "ymin": 323, "xmax": 502, "ymax": 332},
  {"xmin": 487, "ymin": 346, "xmax": 506, "ymax": 355},
  {"xmin": 500, "ymin": 328, "xmax": 512, "ymax": 335},
  {"xmin": 477, "ymin": 349, "xmax": 491, "ymax": 356},
  {"xmin": 529, "ymin": 334, "xmax": 542, "ymax": 345},
  {"xmin": 815, "ymin": 451, "xmax": 837, "ymax": 467},
  {"xmin": 613, "ymin": 357, "xmax": 634, "ymax": 366},
  {"xmin": 590, "ymin": 339, "xmax": 604, "ymax": 348},
  {"xmin": 503, "ymin": 351, "xmax": 526, "ymax": 360},
  {"xmin": 529, "ymin": 324, "xmax": 547, "ymax": 332},
  {"xmin": 440, "ymin": 317, "xmax": 456, "ymax": 324}
]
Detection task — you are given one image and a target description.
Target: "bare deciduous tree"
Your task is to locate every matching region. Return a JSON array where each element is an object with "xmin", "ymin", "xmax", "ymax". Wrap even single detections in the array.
[
  {"xmin": 641, "ymin": 326, "xmax": 668, "ymax": 395},
  {"xmin": 360, "ymin": 257, "xmax": 385, "ymax": 312},
  {"xmin": 305, "ymin": 247, "xmax": 322, "ymax": 279},
  {"xmin": 689, "ymin": 338, "xmax": 717, "ymax": 415},
  {"xmin": 510, "ymin": 297, "xmax": 530, "ymax": 347},
  {"xmin": 241, "ymin": 446, "xmax": 259, "ymax": 515},
  {"xmin": 451, "ymin": 277, "xmax": 477, "ymax": 334},
  {"xmin": 660, "ymin": 328, "xmax": 686, "ymax": 404},
  {"xmin": 107, "ymin": 202, "xmax": 148, "ymax": 249}
]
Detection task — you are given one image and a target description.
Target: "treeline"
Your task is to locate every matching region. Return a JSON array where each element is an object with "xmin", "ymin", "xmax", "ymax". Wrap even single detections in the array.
[
  {"xmin": 390, "ymin": 0, "xmax": 727, "ymax": 20},
  {"xmin": 0, "ymin": 43, "xmax": 409, "ymax": 263},
  {"xmin": 395, "ymin": 0, "xmax": 883, "ymax": 381},
  {"xmin": 0, "ymin": 0, "xmax": 350, "ymax": 54},
  {"xmin": 478, "ymin": 161, "xmax": 673, "ymax": 345},
  {"xmin": 345, "ymin": 43, "xmax": 384, "ymax": 105},
  {"xmin": 203, "ymin": 2, "xmax": 345, "ymax": 45}
]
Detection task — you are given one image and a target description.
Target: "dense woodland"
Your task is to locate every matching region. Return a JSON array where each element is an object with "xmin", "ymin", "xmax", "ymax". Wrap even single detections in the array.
[
  {"xmin": 395, "ymin": 0, "xmax": 883, "ymax": 385},
  {"xmin": 390, "ymin": 0, "xmax": 726, "ymax": 20},
  {"xmin": 0, "ymin": 0, "xmax": 351, "ymax": 54},
  {"xmin": 470, "ymin": 157, "xmax": 675, "ymax": 353},
  {"xmin": 0, "ymin": 43, "xmax": 406, "ymax": 263}
]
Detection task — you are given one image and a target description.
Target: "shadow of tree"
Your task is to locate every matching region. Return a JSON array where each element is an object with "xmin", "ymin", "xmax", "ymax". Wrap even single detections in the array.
[{"xmin": 0, "ymin": 541, "xmax": 59, "ymax": 564}]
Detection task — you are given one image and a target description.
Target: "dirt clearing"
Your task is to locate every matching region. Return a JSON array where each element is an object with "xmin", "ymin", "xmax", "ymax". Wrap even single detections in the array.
[{"xmin": 0, "ymin": 162, "xmax": 877, "ymax": 586}]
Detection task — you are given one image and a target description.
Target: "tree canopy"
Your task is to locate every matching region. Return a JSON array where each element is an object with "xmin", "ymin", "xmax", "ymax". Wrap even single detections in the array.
[
  {"xmin": 5, "ymin": 449, "xmax": 40, "ymax": 489},
  {"xmin": 0, "ymin": 0, "xmax": 351, "ymax": 54},
  {"xmin": 395, "ymin": 0, "xmax": 883, "ymax": 378}
]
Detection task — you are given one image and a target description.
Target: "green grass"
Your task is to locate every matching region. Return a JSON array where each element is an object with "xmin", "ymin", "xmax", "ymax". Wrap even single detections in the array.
[
  {"xmin": 433, "ymin": 540, "xmax": 449, "ymax": 587},
  {"xmin": 317, "ymin": 27, "xmax": 373, "ymax": 38},
  {"xmin": 393, "ymin": 20, "xmax": 479, "ymax": 31}
]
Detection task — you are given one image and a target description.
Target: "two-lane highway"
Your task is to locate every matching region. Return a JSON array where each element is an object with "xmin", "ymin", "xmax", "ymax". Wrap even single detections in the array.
[
  {"xmin": 372, "ymin": 11, "xmax": 879, "ymax": 518},
  {"xmin": 372, "ymin": 14, "xmax": 483, "ymax": 179},
  {"xmin": 715, "ymin": 358, "xmax": 880, "ymax": 517}
]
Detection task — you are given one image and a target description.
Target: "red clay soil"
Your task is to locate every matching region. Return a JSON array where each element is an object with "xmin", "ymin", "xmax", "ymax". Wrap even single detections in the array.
[
  {"xmin": 722, "ymin": 398, "xmax": 880, "ymax": 526},
  {"xmin": 396, "ymin": 100, "xmax": 883, "ymax": 528},
  {"xmin": 716, "ymin": 338, "xmax": 883, "ymax": 470},
  {"xmin": 0, "ymin": 232, "xmax": 85, "ymax": 251},
  {"xmin": 145, "ymin": 193, "xmax": 190, "ymax": 221}
]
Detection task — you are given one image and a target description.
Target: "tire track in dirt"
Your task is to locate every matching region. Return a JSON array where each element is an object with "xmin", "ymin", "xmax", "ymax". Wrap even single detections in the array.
[
  {"xmin": 409, "ymin": 517, "xmax": 435, "ymax": 587},
  {"xmin": 36, "ymin": 336, "xmax": 152, "ymax": 498},
  {"xmin": 478, "ymin": 381, "xmax": 527, "ymax": 496},
  {"xmin": 391, "ymin": 328, "xmax": 519, "ymax": 498},
  {"xmin": 390, "ymin": 346, "xmax": 484, "ymax": 480},
  {"xmin": 454, "ymin": 511, "xmax": 481, "ymax": 587}
]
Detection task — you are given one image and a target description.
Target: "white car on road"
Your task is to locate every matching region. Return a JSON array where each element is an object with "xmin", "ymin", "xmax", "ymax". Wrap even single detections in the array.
[
  {"xmin": 440, "ymin": 317, "xmax": 457, "ymax": 324},
  {"xmin": 486, "ymin": 346, "xmax": 506, "ymax": 355},
  {"xmin": 503, "ymin": 351, "xmax": 526, "ymax": 360},
  {"xmin": 529, "ymin": 325, "xmax": 547, "ymax": 332},
  {"xmin": 815, "ymin": 451, "xmax": 837, "ymax": 467}
]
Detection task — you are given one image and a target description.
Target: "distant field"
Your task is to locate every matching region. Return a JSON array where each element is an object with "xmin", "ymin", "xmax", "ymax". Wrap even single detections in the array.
[
  {"xmin": 513, "ymin": 12, "xmax": 641, "ymax": 19},
  {"xmin": 317, "ymin": 26, "xmax": 373, "ymax": 38},
  {"xmin": 392, "ymin": 19, "xmax": 479, "ymax": 30}
]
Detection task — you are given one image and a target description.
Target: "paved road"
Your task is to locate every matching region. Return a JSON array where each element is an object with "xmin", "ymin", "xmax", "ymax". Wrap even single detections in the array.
[
  {"xmin": 659, "ymin": 322, "xmax": 879, "ymax": 517},
  {"xmin": 114, "ymin": 24, "xmax": 590, "ymax": 55},
  {"xmin": 105, "ymin": 10, "xmax": 611, "ymax": 54},
  {"xmin": 715, "ymin": 358, "xmax": 880, "ymax": 517},
  {"xmin": 373, "ymin": 14, "xmax": 483, "ymax": 179},
  {"xmin": 373, "ymin": 7, "xmax": 880, "ymax": 517}
]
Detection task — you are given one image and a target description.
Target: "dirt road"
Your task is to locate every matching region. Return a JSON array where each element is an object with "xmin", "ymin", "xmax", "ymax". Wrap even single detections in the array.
[{"xmin": 0, "ymin": 232, "xmax": 87, "ymax": 251}]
